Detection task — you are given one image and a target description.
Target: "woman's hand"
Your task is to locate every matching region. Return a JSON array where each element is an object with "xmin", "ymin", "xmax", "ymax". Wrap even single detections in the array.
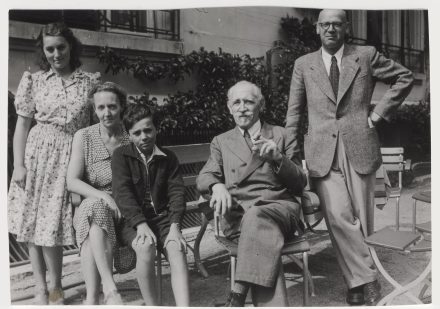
[
  {"xmin": 100, "ymin": 193, "xmax": 122, "ymax": 222},
  {"xmin": 12, "ymin": 165, "xmax": 27, "ymax": 189},
  {"xmin": 164, "ymin": 223, "xmax": 187, "ymax": 252},
  {"xmin": 134, "ymin": 222, "xmax": 157, "ymax": 247}
]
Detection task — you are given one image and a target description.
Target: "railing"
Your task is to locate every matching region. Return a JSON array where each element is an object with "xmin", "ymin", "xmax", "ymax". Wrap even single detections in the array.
[
  {"xmin": 97, "ymin": 10, "xmax": 180, "ymax": 41},
  {"xmin": 349, "ymin": 37, "xmax": 425, "ymax": 74},
  {"xmin": 9, "ymin": 9, "xmax": 180, "ymax": 41}
]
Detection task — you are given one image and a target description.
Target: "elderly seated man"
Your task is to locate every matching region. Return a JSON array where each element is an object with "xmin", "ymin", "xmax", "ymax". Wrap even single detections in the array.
[{"xmin": 197, "ymin": 80, "xmax": 307, "ymax": 306}]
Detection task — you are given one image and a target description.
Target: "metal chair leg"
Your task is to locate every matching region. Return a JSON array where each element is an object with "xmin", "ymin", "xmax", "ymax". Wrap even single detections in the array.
[
  {"xmin": 156, "ymin": 253, "xmax": 162, "ymax": 305},
  {"xmin": 286, "ymin": 254, "xmax": 315, "ymax": 296},
  {"xmin": 230, "ymin": 256, "xmax": 236, "ymax": 291},
  {"xmin": 378, "ymin": 259, "xmax": 431, "ymax": 306},
  {"xmin": 412, "ymin": 199, "xmax": 417, "ymax": 233},
  {"xmin": 193, "ymin": 215, "xmax": 210, "ymax": 278},
  {"xmin": 418, "ymin": 278, "xmax": 431, "ymax": 300},
  {"xmin": 303, "ymin": 252, "xmax": 309, "ymax": 306},
  {"xmin": 369, "ymin": 247, "xmax": 425, "ymax": 305}
]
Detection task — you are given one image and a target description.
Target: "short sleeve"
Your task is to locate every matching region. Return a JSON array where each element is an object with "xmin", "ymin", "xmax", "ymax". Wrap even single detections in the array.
[{"xmin": 14, "ymin": 71, "xmax": 35, "ymax": 118}]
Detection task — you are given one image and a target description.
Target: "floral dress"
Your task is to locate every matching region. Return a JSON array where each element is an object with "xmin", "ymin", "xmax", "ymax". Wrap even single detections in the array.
[
  {"xmin": 8, "ymin": 69, "xmax": 101, "ymax": 246},
  {"xmin": 73, "ymin": 123, "xmax": 129, "ymax": 252}
]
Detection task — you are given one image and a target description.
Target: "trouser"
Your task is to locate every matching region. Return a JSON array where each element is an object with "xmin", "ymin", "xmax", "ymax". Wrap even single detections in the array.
[
  {"xmin": 314, "ymin": 134, "xmax": 377, "ymax": 288},
  {"xmin": 229, "ymin": 202, "xmax": 299, "ymax": 287}
]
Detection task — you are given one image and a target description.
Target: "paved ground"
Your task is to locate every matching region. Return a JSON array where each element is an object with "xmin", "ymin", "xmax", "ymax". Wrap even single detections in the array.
[{"xmin": 10, "ymin": 178, "xmax": 431, "ymax": 306}]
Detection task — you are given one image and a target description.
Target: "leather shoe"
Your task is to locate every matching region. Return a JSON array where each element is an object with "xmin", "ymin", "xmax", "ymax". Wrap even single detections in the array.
[
  {"xmin": 346, "ymin": 286, "xmax": 365, "ymax": 306},
  {"xmin": 224, "ymin": 291, "xmax": 246, "ymax": 307},
  {"xmin": 364, "ymin": 280, "xmax": 381, "ymax": 306}
]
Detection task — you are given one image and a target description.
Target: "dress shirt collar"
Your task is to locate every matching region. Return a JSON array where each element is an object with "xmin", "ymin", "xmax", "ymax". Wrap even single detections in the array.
[
  {"xmin": 321, "ymin": 44, "xmax": 344, "ymax": 75},
  {"xmin": 237, "ymin": 119, "xmax": 262, "ymax": 140},
  {"xmin": 136, "ymin": 145, "xmax": 167, "ymax": 166}
]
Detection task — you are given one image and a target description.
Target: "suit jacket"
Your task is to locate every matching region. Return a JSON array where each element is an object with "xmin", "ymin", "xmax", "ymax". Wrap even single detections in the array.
[
  {"xmin": 286, "ymin": 44, "xmax": 414, "ymax": 177},
  {"xmin": 197, "ymin": 122, "xmax": 307, "ymax": 236}
]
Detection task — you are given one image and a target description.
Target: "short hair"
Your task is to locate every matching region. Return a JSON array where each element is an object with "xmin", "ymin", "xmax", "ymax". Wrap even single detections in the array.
[
  {"xmin": 36, "ymin": 22, "xmax": 82, "ymax": 71},
  {"xmin": 227, "ymin": 80, "xmax": 265, "ymax": 108},
  {"xmin": 88, "ymin": 81, "xmax": 127, "ymax": 114},
  {"xmin": 122, "ymin": 104, "xmax": 159, "ymax": 131}
]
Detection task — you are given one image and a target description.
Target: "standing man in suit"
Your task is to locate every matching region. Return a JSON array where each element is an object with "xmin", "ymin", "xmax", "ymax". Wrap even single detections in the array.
[
  {"xmin": 286, "ymin": 9, "xmax": 413, "ymax": 306},
  {"xmin": 197, "ymin": 81, "xmax": 307, "ymax": 306}
]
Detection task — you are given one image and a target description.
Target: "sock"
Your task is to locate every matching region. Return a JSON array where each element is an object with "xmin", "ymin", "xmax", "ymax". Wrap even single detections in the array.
[
  {"xmin": 233, "ymin": 281, "xmax": 250, "ymax": 296},
  {"xmin": 350, "ymin": 285, "xmax": 363, "ymax": 293}
]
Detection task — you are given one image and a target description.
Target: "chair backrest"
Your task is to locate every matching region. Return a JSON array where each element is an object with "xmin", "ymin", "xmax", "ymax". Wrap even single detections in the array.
[
  {"xmin": 164, "ymin": 143, "xmax": 211, "ymax": 187},
  {"xmin": 374, "ymin": 165, "xmax": 388, "ymax": 209},
  {"xmin": 380, "ymin": 147, "xmax": 406, "ymax": 190},
  {"xmin": 164, "ymin": 143, "xmax": 211, "ymax": 229}
]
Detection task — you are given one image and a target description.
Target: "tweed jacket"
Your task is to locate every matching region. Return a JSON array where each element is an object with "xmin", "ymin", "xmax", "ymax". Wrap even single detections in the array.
[
  {"xmin": 196, "ymin": 122, "xmax": 307, "ymax": 216},
  {"xmin": 286, "ymin": 44, "xmax": 414, "ymax": 177},
  {"xmin": 112, "ymin": 143, "xmax": 185, "ymax": 230}
]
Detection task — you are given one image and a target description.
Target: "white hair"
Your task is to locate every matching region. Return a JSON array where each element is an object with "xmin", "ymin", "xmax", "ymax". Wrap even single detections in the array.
[{"xmin": 227, "ymin": 80, "xmax": 264, "ymax": 107}]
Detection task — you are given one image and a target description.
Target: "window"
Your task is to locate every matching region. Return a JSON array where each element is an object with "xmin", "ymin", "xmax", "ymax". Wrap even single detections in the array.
[
  {"xmin": 348, "ymin": 10, "xmax": 426, "ymax": 73},
  {"xmin": 9, "ymin": 10, "xmax": 180, "ymax": 41},
  {"xmin": 99, "ymin": 10, "xmax": 180, "ymax": 40}
]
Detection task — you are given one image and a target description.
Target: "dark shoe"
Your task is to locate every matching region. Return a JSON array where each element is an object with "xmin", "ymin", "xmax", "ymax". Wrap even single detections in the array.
[
  {"xmin": 364, "ymin": 280, "xmax": 381, "ymax": 306},
  {"xmin": 346, "ymin": 286, "xmax": 365, "ymax": 306},
  {"xmin": 224, "ymin": 291, "xmax": 246, "ymax": 307}
]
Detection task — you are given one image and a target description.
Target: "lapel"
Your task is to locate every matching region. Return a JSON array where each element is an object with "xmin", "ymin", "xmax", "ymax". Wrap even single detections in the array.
[
  {"xmin": 225, "ymin": 127, "xmax": 253, "ymax": 163},
  {"xmin": 310, "ymin": 50, "xmax": 337, "ymax": 104},
  {"xmin": 337, "ymin": 44, "xmax": 360, "ymax": 105},
  {"xmin": 122, "ymin": 143, "xmax": 147, "ymax": 181},
  {"xmin": 237, "ymin": 122, "xmax": 275, "ymax": 184}
]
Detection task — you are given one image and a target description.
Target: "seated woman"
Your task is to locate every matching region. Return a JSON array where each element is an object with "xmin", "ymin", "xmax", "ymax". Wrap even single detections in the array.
[
  {"xmin": 66, "ymin": 82, "xmax": 130, "ymax": 305},
  {"xmin": 112, "ymin": 104, "xmax": 190, "ymax": 306}
]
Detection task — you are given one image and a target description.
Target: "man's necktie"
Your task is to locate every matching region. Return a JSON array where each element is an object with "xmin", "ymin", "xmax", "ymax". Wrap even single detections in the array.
[
  {"xmin": 244, "ymin": 130, "xmax": 253, "ymax": 150},
  {"xmin": 330, "ymin": 55, "xmax": 339, "ymax": 98}
]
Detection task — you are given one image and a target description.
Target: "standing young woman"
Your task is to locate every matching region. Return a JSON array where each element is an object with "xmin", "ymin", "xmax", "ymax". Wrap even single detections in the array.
[{"xmin": 8, "ymin": 22, "xmax": 101, "ymax": 305}]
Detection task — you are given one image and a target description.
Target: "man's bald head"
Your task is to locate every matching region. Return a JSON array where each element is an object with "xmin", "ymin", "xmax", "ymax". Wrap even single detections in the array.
[
  {"xmin": 317, "ymin": 9, "xmax": 349, "ymax": 55},
  {"xmin": 318, "ymin": 9, "xmax": 347, "ymax": 23}
]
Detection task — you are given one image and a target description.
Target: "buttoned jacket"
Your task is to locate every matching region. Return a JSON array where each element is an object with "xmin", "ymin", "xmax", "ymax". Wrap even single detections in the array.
[{"xmin": 197, "ymin": 122, "xmax": 306, "ymax": 214}]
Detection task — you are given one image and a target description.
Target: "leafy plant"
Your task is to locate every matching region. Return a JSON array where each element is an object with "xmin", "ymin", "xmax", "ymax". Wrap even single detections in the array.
[
  {"xmin": 391, "ymin": 100, "xmax": 431, "ymax": 162},
  {"xmin": 97, "ymin": 16, "xmax": 318, "ymax": 149},
  {"xmin": 97, "ymin": 15, "xmax": 430, "ymax": 164}
]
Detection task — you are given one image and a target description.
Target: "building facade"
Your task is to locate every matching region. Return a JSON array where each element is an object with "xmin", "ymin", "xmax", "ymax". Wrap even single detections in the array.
[{"xmin": 10, "ymin": 8, "xmax": 427, "ymax": 103}]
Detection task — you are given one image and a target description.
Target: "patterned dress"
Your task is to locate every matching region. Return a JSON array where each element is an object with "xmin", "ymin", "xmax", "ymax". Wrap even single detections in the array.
[
  {"xmin": 8, "ymin": 69, "xmax": 101, "ymax": 246},
  {"xmin": 73, "ymin": 124, "xmax": 129, "ymax": 252}
]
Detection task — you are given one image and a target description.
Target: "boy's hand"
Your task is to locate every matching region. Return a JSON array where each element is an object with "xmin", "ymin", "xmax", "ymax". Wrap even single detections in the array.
[
  {"xmin": 133, "ymin": 222, "xmax": 156, "ymax": 247},
  {"xmin": 164, "ymin": 223, "xmax": 187, "ymax": 252}
]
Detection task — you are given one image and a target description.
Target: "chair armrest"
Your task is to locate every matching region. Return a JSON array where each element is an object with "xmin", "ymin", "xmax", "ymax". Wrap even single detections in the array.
[
  {"xmin": 301, "ymin": 191, "xmax": 325, "ymax": 233},
  {"xmin": 301, "ymin": 191, "xmax": 320, "ymax": 215},
  {"xmin": 197, "ymin": 197, "xmax": 214, "ymax": 221}
]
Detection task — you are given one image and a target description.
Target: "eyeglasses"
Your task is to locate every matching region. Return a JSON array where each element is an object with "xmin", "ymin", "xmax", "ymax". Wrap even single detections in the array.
[{"xmin": 318, "ymin": 22, "xmax": 347, "ymax": 30}]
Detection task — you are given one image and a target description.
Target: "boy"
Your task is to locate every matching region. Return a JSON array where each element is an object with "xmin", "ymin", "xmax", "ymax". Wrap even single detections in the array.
[{"xmin": 112, "ymin": 104, "xmax": 189, "ymax": 306}]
